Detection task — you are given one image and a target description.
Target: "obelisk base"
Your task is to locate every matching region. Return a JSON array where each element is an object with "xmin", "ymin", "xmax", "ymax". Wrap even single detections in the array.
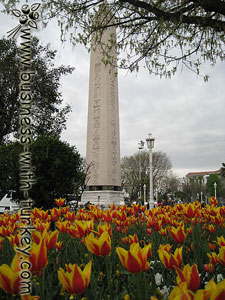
[{"xmin": 80, "ymin": 190, "xmax": 125, "ymax": 208}]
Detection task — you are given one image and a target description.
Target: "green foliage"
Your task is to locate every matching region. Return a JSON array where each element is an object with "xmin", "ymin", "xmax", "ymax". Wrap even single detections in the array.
[
  {"xmin": 121, "ymin": 150, "xmax": 172, "ymax": 201},
  {"xmin": 0, "ymin": 37, "xmax": 74, "ymax": 144},
  {"xmin": 0, "ymin": 141, "xmax": 21, "ymax": 199},
  {"xmin": 0, "ymin": 136, "xmax": 85, "ymax": 209},
  {"xmin": 206, "ymin": 174, "xmax": 222, "ymax": 197},
  {"xmin": 1, "ymin": 0, "xmax": 224, "ymax": 78},
  {"xmin": 221, "ymin": 163, "xmax": 225, "ymax": 178}
]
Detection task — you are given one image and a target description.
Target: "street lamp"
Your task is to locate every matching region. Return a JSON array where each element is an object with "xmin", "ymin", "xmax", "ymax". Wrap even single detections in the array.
[
  {"xmin": 146, "ymin": 133, "xmax": 155, "ymax": 209},
  {"xmin": 214, "ymin": 182, "xmax": 217, "ymax": 198},
  {"xmin": 138, "ymin": 140, "xmax": 145, "ymax": 199},
  {"xmin": 155, "ymin": 188, "xmax": 158, "ymax": 202},
  {"xmin": 143, "ymin": 184, "xmax": 146, "ymax": 203}
]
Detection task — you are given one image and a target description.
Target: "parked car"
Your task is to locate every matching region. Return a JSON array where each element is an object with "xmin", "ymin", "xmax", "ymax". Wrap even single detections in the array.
[{"xmin": 0, "ymin": 190, "xmax": 20, "ymax": 214}]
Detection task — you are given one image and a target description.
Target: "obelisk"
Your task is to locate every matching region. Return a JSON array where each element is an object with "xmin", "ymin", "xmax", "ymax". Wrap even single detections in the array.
[{"xmin": 81, "ymin": 23, "xmax": 123, "ymax": 207}]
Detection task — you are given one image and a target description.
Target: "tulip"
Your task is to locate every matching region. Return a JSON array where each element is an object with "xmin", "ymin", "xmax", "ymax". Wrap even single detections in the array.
[
  {"xmin": 207, "ymin": 252, "xmax": 218, "ymax": 265},
  {"xmin": 32, "ymin": 208, "xmax": 49, "ymax": 221},
  {"xmin": 21, "ymin": 296, "xmax": 40, "ymax": 300},
  {"xmin": 67, "ymin": 224, "xmax": 79, "ymax": 238},
  {"xmin": 61, "ymin": 206, "xmax": 70, "ymax": 215},
  {"xmin": 56, "ymin": 241, "xmax": 63, "ymax": 251},
  {"xmin": 169, "ymin": 282, "xmax": 194, "ymax": 300},
  {"xmin": 116, "ymin": 242, "xmax": 151, "ymax": 273},
  {"xmin": 168, "ymin": 225, "xmax": 186, "ymax": 244},
  {"xmin": 55, "ymin": 197, "xmax": 66, "ymax": 207},
  {"xmin": 84, "ymin": 231, "xmax": 111, "ymax": 256},
  {"xmin": 29, "ymin": 238, "xmax": 48, "ymax": 274},
  {"xmin": 58, "ymin": 260, "xmax": 92, "ymax": 295},
  {"xmin": 0, "ymin": 237, "xmax": 4, "ymax": 250},
  {"xmin": 50, "ymin": 207, "xmax": 61, "ymax": 222},
  {"xmin": 217, "ymin": 246, "xmax": 225, "ymax": 267},
  {"xmin": 209, "ymin": 197, "xmax": 218, "ymax": 206},
  {"xmin": 159, "ymin": 228, "xmax": 167, "ymax": 236},
  {"xmin": 102, "ymin": 210, "xmax": 113, "ymax": 222},
  {"xmin": 175, "ymin": 264, "xmax": 200, "ymax": 292},
  {"xmin": 187, "ymin": 227, "xmax": 192, "ymax": 235},
  {"xmin": 75, "ymin": 220, "xmax": 93, "ymax": 238},
  {"xmin": 185, "ymin": 203, "xmax": 196, "ymax": 218},
  {"xmin": 194, "ymin": 279, "xmax": 217, "ymax": 300},
  {"xmin": 158, "ymin": 243, "xmax": 173, "ymax": 253},
  {"xmin": 32, "ymin": 228, "xmax": 58, "ymax": 250},
  {"xmin": 0, "ymin": 252, "xmax": 21, "ymax": 295},
  {"xmin": 97, "ymin": 223, "xmax": 112, "ymax": 236},
  {"xmin": 116, "ymin": 226, "xmax": 121, "ymax": 232},
  {"xmin": 208, "ymin": 224, "xmax": 216, "ymax": 233},
  {"xmin": 122, "ymin": 237, "xmax": 129, "ymax": 244},
  {"xmin": 7, "ymin": 234, "xmax": 20, "ymax": 247},
  {"xmin": 210, "ymin": 279, "xmax": 225, "ymax": 300},
  {"xmin": 217, "ymin": 236, "xmax": 225, "ymax": 247},
  {"xmin": 204, "ymin": 263, "xmax": 215, "ymax": 273},
  {"xmin": 128, "ymin": 233, "xmax": 139, "ymax": 244},
  {"xmin": 158, "ymin": 246, "xmax": 183, "ymax": 270},
  {"xmin": 196, "ymin": 279, "xmax": 225, "ymax": 300},
  {"xmin": 0, "ymin": 225, "xmax": 15, "ymax": 237},
  {"xmin": 56, "ymin": 220, "xmax": 70, "ymax": 233},
  {"xmin": 65, "ymin": 211, "xmax": 76, "ymax": 222},
  {"xmin": 33, "ymin": 220, "xmax": 50, "ymax": 233},
  {"xmin": 208, "ymin": 243, "xmax": 217, "ymax": 251}
]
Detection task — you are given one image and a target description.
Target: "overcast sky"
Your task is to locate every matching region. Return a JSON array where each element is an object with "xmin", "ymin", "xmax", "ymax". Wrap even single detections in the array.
[{"xmin": 1, "ymin": 3, "xmax": 225, "ymax": 178}]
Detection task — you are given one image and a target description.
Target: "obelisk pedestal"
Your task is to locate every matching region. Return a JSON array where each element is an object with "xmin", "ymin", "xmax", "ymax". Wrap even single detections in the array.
[{"xmin": 81, "ymin": 24, "xmax": 124, "ymax": 207}]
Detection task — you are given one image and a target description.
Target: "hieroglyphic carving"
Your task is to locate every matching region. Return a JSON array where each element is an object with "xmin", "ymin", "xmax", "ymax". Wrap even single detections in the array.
[
  {"xmin": 109, "ymin": 67, "xmax": 118, "ymax": 184},
  {"xmin": 92, "ymin": 62, "xmax": 101, "ymax": 184}
]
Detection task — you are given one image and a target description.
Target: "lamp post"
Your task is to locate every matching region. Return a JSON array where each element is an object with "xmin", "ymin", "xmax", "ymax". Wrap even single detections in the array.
[
  {"xmin": 155, "ymin": 188, "xmax": 158, "ymax": 202},
  {"xmin": 197, "ymin": 193, "xmax": 199, "ymax": 201},
  {"xmin": 138, "ymin": 140, "xmax": 145, "ymax": 199},
  {"xmin": 214, "ymin": 182, "xmax": 217, "ymax": 198},
  {"xmin": 146, "ymin": 133, "xmax": 155, "ymax": 209},
  {"xmin": 143, "ymin": 184, "xmax": 146, "ymax": 203}
]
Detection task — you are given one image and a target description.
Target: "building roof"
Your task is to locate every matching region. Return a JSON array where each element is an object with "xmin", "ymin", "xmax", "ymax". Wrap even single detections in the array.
[{"xmin": 186, "ymin": 169, "xmax": 221, "ymax": 177}]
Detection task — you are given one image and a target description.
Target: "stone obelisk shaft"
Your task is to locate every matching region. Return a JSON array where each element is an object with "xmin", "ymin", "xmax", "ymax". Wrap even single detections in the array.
[{"xmin": 86, "ymin": 25, "xmax": 121, "ymax": 190}]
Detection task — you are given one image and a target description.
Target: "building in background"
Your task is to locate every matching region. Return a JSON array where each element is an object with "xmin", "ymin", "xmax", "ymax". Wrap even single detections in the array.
[{"xmin": 184, "ymin": 169, "xmax": 225, "ymax": 204}]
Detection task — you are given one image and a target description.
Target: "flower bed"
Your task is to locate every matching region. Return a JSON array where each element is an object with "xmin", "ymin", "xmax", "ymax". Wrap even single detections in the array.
[{"xmin": 0, "ymin": 197, "xmax": 224, "ymax": 299}]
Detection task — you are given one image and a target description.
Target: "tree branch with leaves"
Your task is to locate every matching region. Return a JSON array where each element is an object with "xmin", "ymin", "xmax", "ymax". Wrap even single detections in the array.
[{"xmin": 1, "ymin": 0, "xmax": 224, "ymax": 79}]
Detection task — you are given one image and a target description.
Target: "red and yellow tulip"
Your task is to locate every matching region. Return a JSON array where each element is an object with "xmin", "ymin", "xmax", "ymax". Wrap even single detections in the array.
[
  {"xmin": 185, "ymin": 203, "xmax": 197, "ymax": 219},
  {"xmin": 207, "ymin": 252, "xmax": 218, "ymax": 265},
  {"xmin": 0, "ymin": 252, "xmax": 21, "ymax": 294},
  {"xmin": 29, "ymin": 238, "xmax": 48, "ymax": 274},
  {"xmin": 56, "ymin": 241, "xmax": 63, "ymax": 251},
  {"xmin": 175, "ymin": 264, "xmax": 200, "ymax": 292},
  {"xmin": 158, "ymin": 245, "xmax": 183, "ymax": 270},
  {"xmin": 204, "ymin": 263, "xmax": 215, "ymax": 273},
  {"xmin": 50, "ymin": 207, "xmax": 61, "ymax": 222},
  {"xmin": 169, "ymin": 282, "xmax": 194, "ymax": 300},
  {"xmin": 32, "ymin": 228, "xmax": 58, "ymax": 250},
  {"xmin": 20, "ymin": 296, "xmax": 40, "ymax": 300},
  {"xmin": 55, "ymin": 197, "xmax": 66, "ymax": 207},
  {"xmin": 84, "ymin": 231, "xmax": 111, "ymax": 256},
  {"xmin": 217, "ymin": 236, "xmax": 225, "ymax": 247},
  {"xmin": 58, "ymin": 260, "xmax": 92, "ymax": 295},
  {"xmin": 116, "ymin": 242, "xmax": 151, "ymax": 273},
  {"xmin": 217, "ymin": 246, "xmax": 225, "ymax": 267},
  {"xmin": 168, "ymin": 225, "xmax": 186, "ymax": 244},
  {"xmin": 209, "ymin": 196, "xmax": 218, "ymax": 206}
]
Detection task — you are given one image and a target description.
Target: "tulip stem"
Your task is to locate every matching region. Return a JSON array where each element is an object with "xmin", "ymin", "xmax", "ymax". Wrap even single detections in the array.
[
  {"xmin": 134, "ymin": 272, "xmax": 143, "ymax": 300},
  {"xmin": 41, "ymin": 268, "xmax": 46, "ymax": 299},
  {"xmin": 105, "ymin": 256, "xmax": 113, "ymax": 299}
]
